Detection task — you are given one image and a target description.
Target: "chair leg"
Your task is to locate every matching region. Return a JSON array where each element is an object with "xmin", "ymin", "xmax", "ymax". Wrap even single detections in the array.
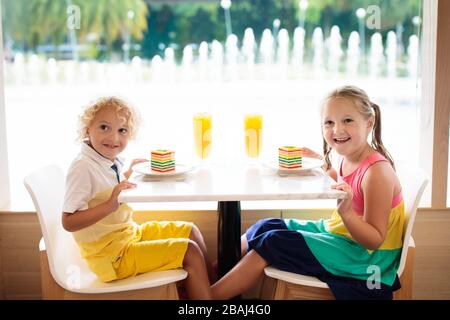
[
  {"xmin": 40, "ymin": 250, "xmax": 180, "ymax": 300},
  {"xmin": 259, "ymin": 275, "xmax": 277, "ymax": 299},
  {"xmin": 393, "ymin": 245, "xmax": 415, "ymax": 300},
  {"xmin": 40, "ymin": 250, "xmax": 66, "ymax": 299},
  {"xmin": 259, "ymin": 275, "xmax": 334, "ymax": 300}
]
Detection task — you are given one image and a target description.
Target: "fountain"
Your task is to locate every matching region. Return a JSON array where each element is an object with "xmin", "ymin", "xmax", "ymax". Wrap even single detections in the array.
[
  {"xmin": 369, "ymin": 32, "xmax": 384, "ymax": 78},
  {"xmin": 292, "ymin": 27, "xmax": 305, "ymax": 73},
  {"xmin": 242, "ymin": 28, "xmax": 256, "ymax": 79},
  {"xmin": 182, "ymin": 45, "xmax": 194, "ymax": 81},
  {"xmin": 327, "ymin": 25, "xmax": 343, "ymax": 76},
  {"xmin": 312, "ymin": 27, "xmax": 325, "ymax": 77},
  {"xmin": 151, "ymin": 55, "xmax": 163, "ymax": 82},
  {"xmin": 346, "ymin": 31, "xmax": 360, "ymax": 77},
  {"xmin": 407, "ymin": 35, "xmax": 419, "ymax": 79},
  {"xmin": 198, "ymin": 41, "xmax": 209, "ymax": 81},
  {"xmin": 386, "ymin": 31, "xmax": 397, "ymax": 78},
  {"xmin": 259, "ymin": 28, "xmax": 274, "ymax": 79},
  {"xmin": 6, "ymin": 21, "xmax": 421, "ymax": 85},
  {"xmin": 276, "ymin": 28, "xmax": 289, "ymax": 79},
  {"xmin": 47, "ymin": 58, "xmax": 58, "ymax": 84},
  {"xmin": 225, "ymin": 34, "xmax": 239, "ymax": 81},
  {"xmin": 131, "ymin": 56, "xmax": 143, "ymax": 83},
  {"xmin": 211, "ymin": 40, "xmax": 224, "ymax": 81},
  {"xmin": 164, "ymin": 47, "xmax": 176, "ymax": 82}
]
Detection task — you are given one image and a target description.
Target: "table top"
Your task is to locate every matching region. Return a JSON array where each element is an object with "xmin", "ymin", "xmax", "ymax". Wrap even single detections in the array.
[{"xmin": 119, "ymin": 162, "xmax": 346, "ymax": 203}]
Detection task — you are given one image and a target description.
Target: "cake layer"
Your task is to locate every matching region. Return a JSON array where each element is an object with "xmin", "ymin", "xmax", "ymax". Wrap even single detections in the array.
[
  {"xmin": 279, "ymin": 157, "xmax": 302, "ymax": 162},
  {"xmin": 151, "ymin": 160, "xmax": 175, "ymax": 165},
  {"xmin": 151, "ymin": 150, "xmax": 174, "ymax": 156},
  {"xmin": 279, "ymin": 146, "xmax": 302, "ymax": 152},
  {"xmin": 279, "ymin": 152, "xmax": 302, "ymax": 158},
  {"xmin": 151, "ymin": 165, "xmax": 176, "ymax": 171},
  {"xmin": 151, "ymin": 167, "xmax": 176, "ymax": 172},
  {"xmin": 279, "ymin": 163, "xmax": 302, "ymax": 169}
]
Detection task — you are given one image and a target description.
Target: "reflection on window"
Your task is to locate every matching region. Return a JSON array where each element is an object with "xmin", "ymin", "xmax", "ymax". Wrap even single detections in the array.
[{"xmin": 1, "ymin": 0, "xmax": 422, "ymax": 207}]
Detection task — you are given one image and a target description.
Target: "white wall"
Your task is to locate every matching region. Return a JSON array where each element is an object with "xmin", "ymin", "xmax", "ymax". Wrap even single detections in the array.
[{"xmin": 0, "ymin": 12, "xmax": 11, "ymax": 209}]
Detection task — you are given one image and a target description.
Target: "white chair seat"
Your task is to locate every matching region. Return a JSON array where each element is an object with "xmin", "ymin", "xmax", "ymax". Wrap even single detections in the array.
[
  {"xmin": 39, "ymin": 238, "xmax": 187, "ymax": 294},
  {"xmin": 264, "ymin": 267, "xmax": 329, "ymax": 288},
  {"xmin": 264, "ymin": 237, "xmax": 415, "ymax": 291}
]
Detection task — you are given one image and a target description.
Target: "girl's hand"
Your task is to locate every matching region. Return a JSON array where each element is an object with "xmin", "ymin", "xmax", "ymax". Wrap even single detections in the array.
[
  {"xmin": 300, "ymin": 147, "xmax": 323, "ymax": 160},
  {"xmin": 124, "ymin": 158, "xmax": 148, "ymax": 179},
  {"xmin": 107, "ymin": 180, "xmax": 137, "ymax": 211},
  {"xmin": 331, "ymin": 182, "xmax": 353, "ymax": 217}
]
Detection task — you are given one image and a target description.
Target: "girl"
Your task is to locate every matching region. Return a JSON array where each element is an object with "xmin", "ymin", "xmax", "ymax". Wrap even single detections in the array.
[
  {"xmin": 211, "ymin": 85, "xmax": 404, "ymax": 300},
  {"xmin": 62, "ymin": 96, "xmax": 214, "ymax": 299}
]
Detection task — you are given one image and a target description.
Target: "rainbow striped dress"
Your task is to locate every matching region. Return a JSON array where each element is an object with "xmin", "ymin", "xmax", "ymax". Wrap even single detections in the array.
[{"xmin": 246, "ymin": 152, "xmax": 404, "ymax": 299}]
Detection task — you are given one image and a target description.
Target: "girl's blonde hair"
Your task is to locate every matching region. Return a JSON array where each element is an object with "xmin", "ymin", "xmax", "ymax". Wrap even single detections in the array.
[
  {"xmin": 321, "ymin": 85, "xmax": 395, "ymax": 170},
  {"xmin": 78, "ymin": 96, "xmax": 140, "ymax": 141}
]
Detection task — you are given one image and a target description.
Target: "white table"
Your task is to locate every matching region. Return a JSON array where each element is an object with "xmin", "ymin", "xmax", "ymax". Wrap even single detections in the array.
[{"xmin": 119, "ymin": 163, "xmax": 346, "ymax": 277}]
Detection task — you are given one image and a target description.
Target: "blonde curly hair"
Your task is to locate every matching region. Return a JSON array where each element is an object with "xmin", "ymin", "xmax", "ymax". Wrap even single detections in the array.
[{"xmin": 78, "ymin": 96, "xmax": 140, "ymax": 141}]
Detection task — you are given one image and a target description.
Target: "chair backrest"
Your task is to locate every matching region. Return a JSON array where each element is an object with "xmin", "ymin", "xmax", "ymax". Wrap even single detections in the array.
[
  {"xmin": 396, "ymin": 165, "xmax": 428, "ymax": 276},
  {"xmin": 24, "ymin": 165, "xmax": 86, "ymax": 289}
]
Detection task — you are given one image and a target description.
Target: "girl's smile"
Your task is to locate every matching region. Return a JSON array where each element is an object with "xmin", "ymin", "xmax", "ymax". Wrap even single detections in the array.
[{"xmin": 333, "ymin": 136, "xmax": 351, "ymax": 144}]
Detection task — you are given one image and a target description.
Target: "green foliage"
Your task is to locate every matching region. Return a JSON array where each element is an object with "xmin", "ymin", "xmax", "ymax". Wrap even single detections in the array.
[{"xmin": 1, "ymin": 0, "xmax": 421, "ymax": 60}]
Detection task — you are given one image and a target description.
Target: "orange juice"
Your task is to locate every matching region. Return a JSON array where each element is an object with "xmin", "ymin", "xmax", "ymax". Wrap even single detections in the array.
[
  {"xmin": 193, "ymin": 112, "xmax": 212, "ymax": 159},
  {"xmin": 244, "ymin": 114, "xmax": 263, "ymax": 158}
]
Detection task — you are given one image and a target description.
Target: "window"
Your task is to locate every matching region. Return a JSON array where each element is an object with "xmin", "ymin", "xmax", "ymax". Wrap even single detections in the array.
[{"xmin": 0, "ymin": 0, "xmax": 429, "ymax": 210}]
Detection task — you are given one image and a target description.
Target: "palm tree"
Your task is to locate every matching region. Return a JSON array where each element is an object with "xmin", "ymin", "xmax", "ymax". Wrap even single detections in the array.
[
  {"xmin": 78, "ymin": 0, "xmax": 148, "ymax": 49},
  {"xmin": 1, "ymin": 0, "xmax": 36, "ymax": 51},
  {"xmin": 1, "ymin": 0, "xmax": 148, "ymax": 58}
]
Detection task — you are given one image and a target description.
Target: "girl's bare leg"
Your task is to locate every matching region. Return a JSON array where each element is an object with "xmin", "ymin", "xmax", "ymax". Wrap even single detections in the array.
[
  {"xmin": 211, "ymin": 250, "xmax": 268, "ymax": 300},
  {"xmin": 212, "ymin": 234, "xmax": 249, "ymax": 283},
  {"xmin": 189, "ymin": 224, "xmax": 217, "ymax": 283},
  {"xmin": 182, "ymin": 240, "xmax": 212, "ymax": 300}
]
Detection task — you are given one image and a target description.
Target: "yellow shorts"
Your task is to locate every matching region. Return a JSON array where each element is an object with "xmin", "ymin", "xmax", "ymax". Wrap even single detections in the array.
[{"xmin": 113, "ymin": 221, "xmax": 192, "ymax": 280}]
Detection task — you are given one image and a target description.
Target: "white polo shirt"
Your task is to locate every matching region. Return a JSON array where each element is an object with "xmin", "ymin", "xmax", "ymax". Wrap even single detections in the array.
[{"xmin": 63, "ymin": 142, "xmax": 125, "ymax": 214}]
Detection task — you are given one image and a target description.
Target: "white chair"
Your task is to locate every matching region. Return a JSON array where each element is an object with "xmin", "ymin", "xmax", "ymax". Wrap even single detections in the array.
[
  {"xmin": 24, "ymin": 165, "xmax": 187, "ymax": 300},
  {"xmin": 260, "ymin": 166, "xmax": 428, "ymax": 300}
]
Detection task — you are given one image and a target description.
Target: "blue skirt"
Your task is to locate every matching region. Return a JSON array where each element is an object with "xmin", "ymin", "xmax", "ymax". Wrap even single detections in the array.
[{"xmin": 246, "ymin": 218, "xmax": 400, "ymax": 300}]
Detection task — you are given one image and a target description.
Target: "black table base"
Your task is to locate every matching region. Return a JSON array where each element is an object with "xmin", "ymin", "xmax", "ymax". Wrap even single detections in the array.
[{"xmin": 217, "ymin": 201, "xmax": 242, "ymax": 278}]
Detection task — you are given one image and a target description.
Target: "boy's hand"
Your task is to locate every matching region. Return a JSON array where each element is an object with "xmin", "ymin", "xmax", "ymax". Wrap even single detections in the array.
[
  {"xmin": 107, "ymin": 180, "xmax": 137, "ymax": 211},
  {"xmin": 331, "ymin": 182, "xmax": 353, "ymax": 217},
  {"xmin": 300, "ymin": 147, "xmax": 323, "ymax": 160},
  {"xmin": 124, "ymin": 158, "xmax": 148, "ymax": 179}
]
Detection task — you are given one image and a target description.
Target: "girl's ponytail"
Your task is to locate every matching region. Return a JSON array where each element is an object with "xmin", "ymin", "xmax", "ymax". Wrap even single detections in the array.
[
  {"xmin": 371, "ymin": 103, "xmax": 395, "ymax": 169},
  {"xmin": 323, "ymin": 139, "xmax": 332, "ymax": 171}
]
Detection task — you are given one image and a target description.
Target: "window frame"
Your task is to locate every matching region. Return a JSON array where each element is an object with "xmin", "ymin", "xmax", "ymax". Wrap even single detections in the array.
[{"xmin": 0, "ymin": 0, "xmax": 449, "ymax": 210}]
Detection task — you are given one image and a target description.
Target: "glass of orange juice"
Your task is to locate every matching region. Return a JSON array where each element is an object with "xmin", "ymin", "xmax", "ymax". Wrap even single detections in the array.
[
  {"xmin": 244, "ymin": 113, "xmax": 263, "ymax": 160},
  {"xmin": 193, "ymin": 112, "xmax": 212, "ymax": 161}
]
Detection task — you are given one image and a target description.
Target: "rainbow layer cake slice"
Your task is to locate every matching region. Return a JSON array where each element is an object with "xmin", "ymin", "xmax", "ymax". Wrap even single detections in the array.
[
  {"xmin": 278, "ymin": 146, "xmax": 302, "ymax": 169},
  {"xmin": 151, "ymin": 150, "xmax": 175, "ymax": 172}
]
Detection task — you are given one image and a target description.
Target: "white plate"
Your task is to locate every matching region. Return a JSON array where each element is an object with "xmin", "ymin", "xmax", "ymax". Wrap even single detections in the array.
[
  {"xmin": 264, "ymin": 158, "xmax": 323, "ymax": 174},
  {"xmin": 133, "ymin": 162, "xmax": 193, "ymax": 177}
]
